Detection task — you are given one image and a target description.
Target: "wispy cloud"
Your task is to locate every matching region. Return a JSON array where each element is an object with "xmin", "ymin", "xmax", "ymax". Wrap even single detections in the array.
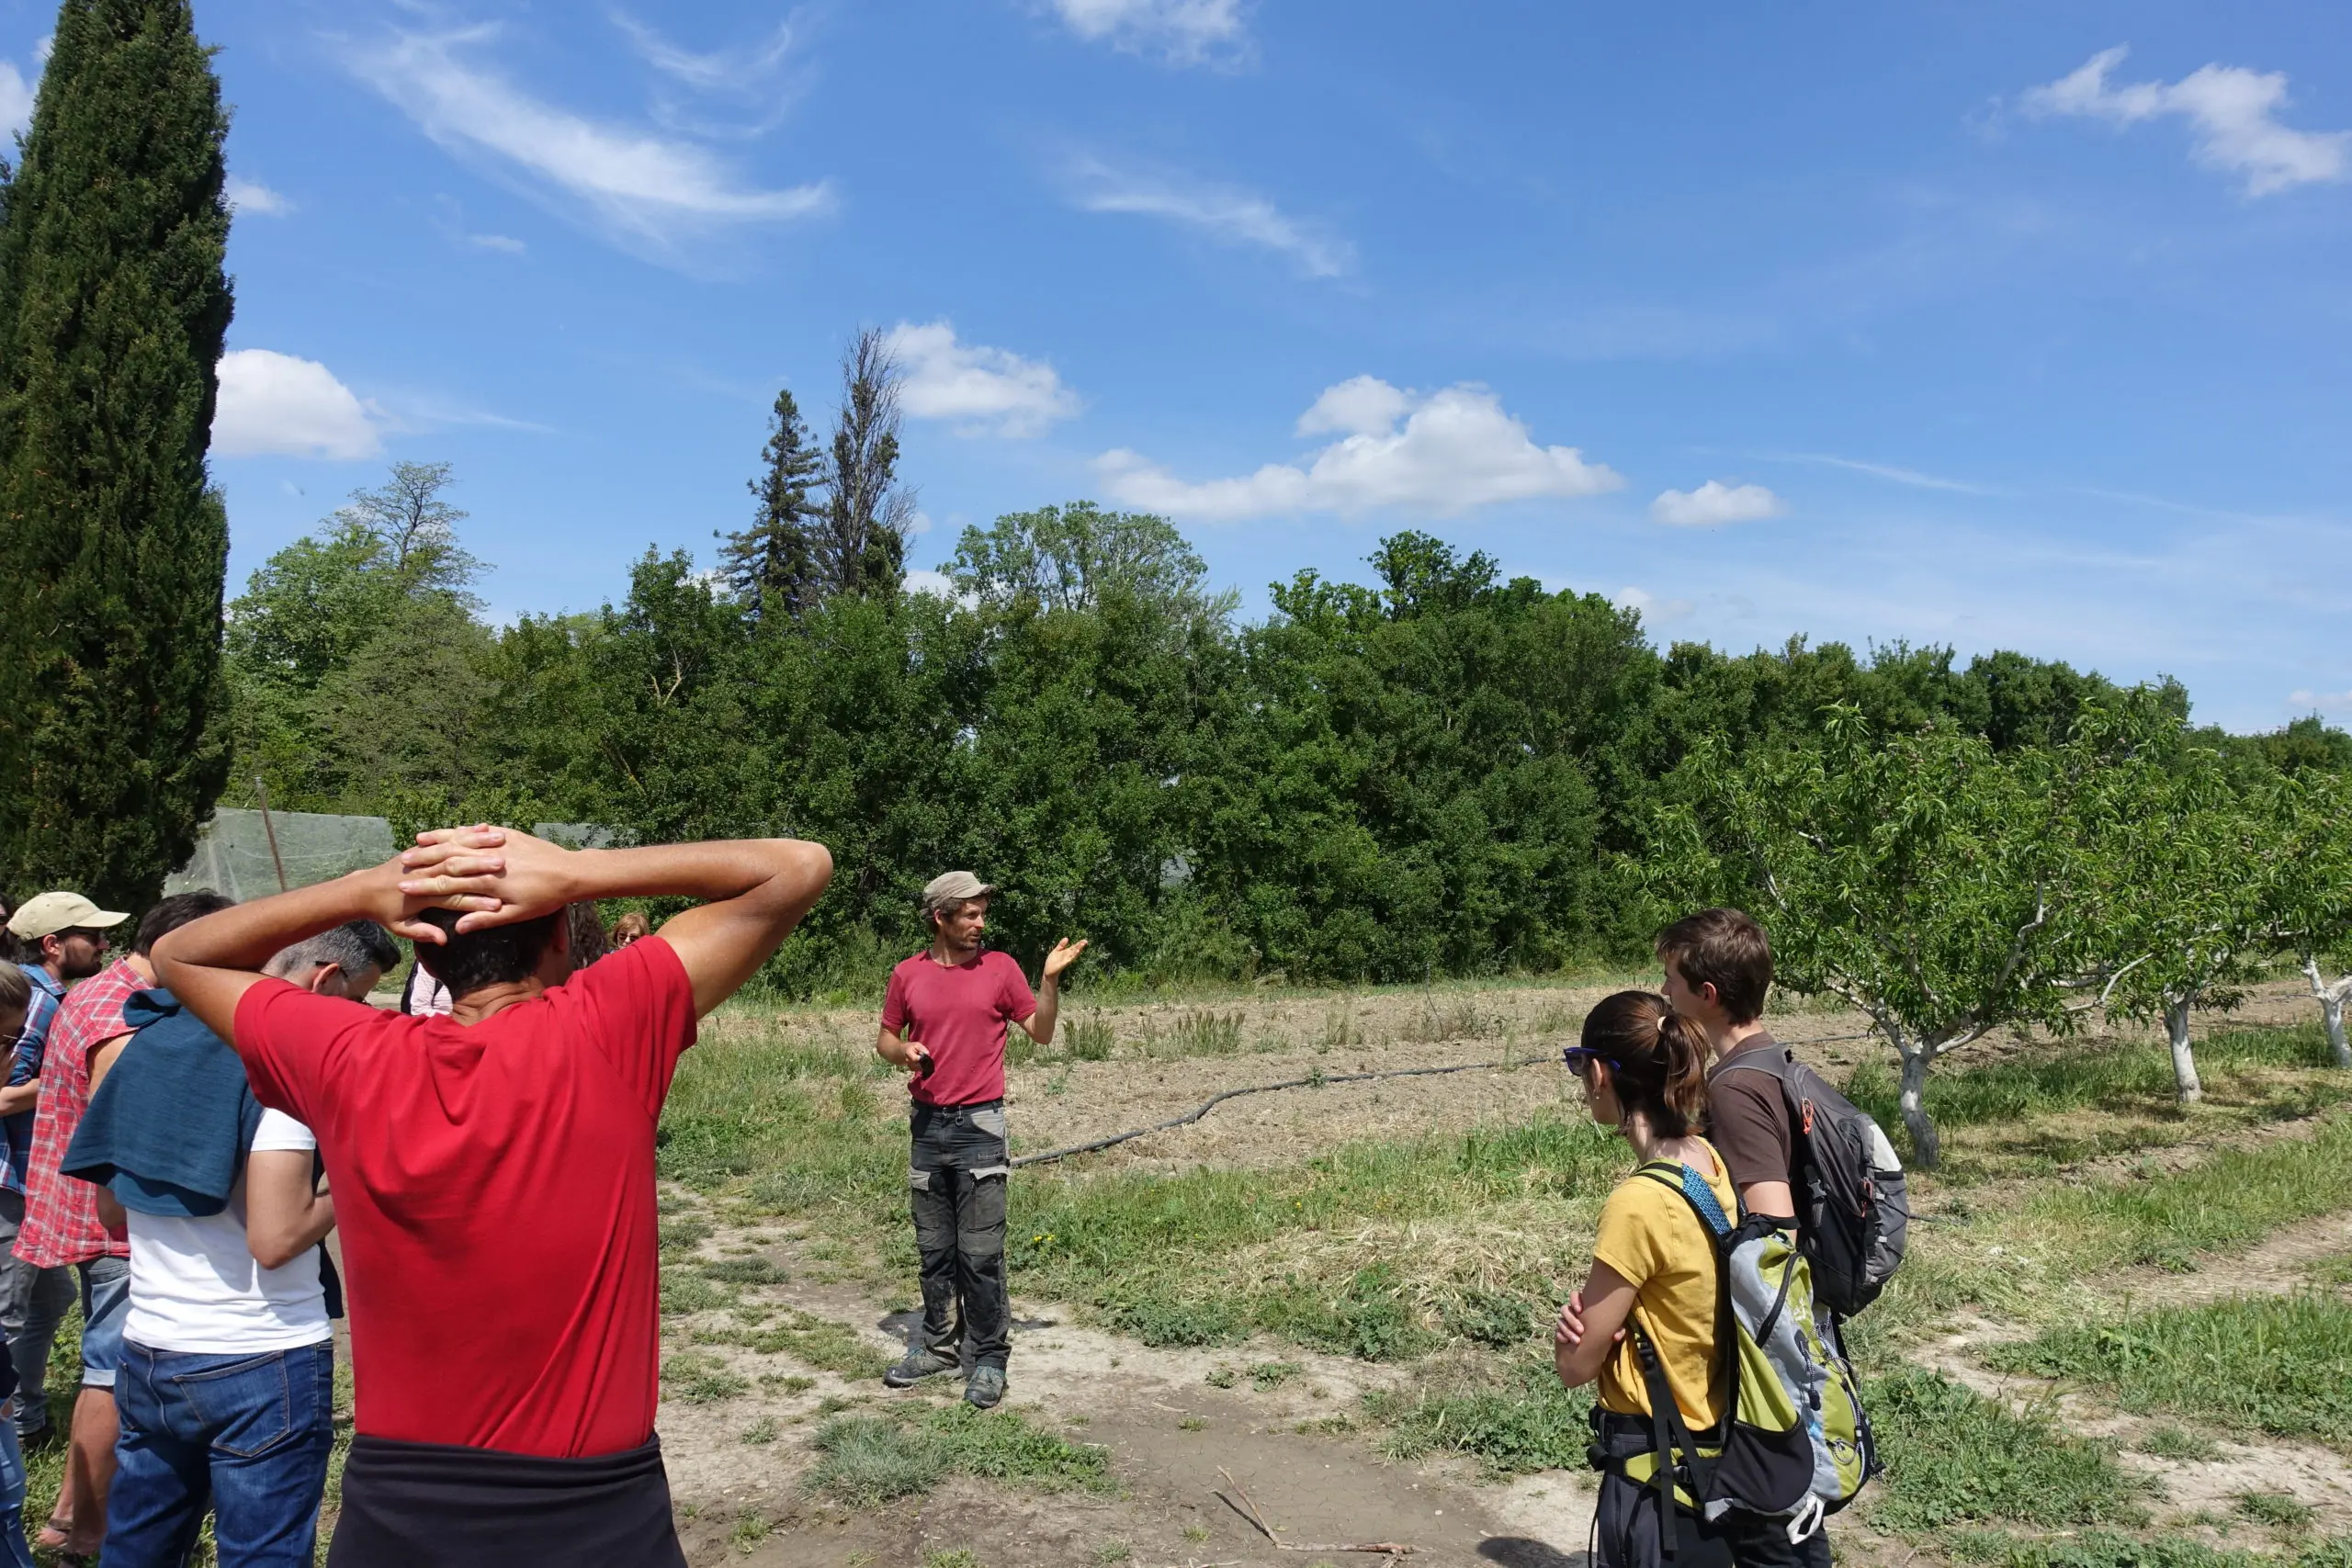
[
  {"xmin": 1043, "ymin": 0, "xmax": 1249, "ymax": 68},
  {"xmin": 338, "ymin": 25, "xmax": 831, "ymax": 263},
  {"xmin": 1096, "ymin": 375, "xmax": 1620, "ymax": 521},
  {"xmin": 1768, "ymin": 452, "xmax": 2000, "ymax": 496},
  {"xmin": 0, "ymin": 58, "xmax": 35, "ymax": 140},
  {"xmin": 467, "ymin": 232, "xmax": 526, "ymax": 254},
  {"xmin": 213, "ymin": 349, "xmax": 383, "ymax": 461},
  {"xmin": 887, "ymin": 321, "xmax": 1080, "ymax": 438},
  {"xmin": 1651, "ymin": 480, "xmax": 1784, "ymax": 528},
  {"xmin": 225, "ymin": 176, "xmax": 292, "ymax": 216},
  {"xmin": 609, "ymin": 11, "xmax": 808, "ymax": 138},
  {"xmin": 1067, "ymin": 153, "xmax": 1351, "ymax": 277},
  {"xmin": 2022, "ymin": 46, "xmax": 2349, "ymax": 196}
]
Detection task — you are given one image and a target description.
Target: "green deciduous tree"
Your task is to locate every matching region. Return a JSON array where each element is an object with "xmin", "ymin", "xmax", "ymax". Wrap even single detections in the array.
[
  {"xmin": 0, "ymin": 0, "xmax": 233, "ymax": 908},
  {"xmin": 2094, "ymin": 745, "xmax": 2274, "ymax": 1102},
  {"xmin": 821, "ymin": 328, "xmax": 915, "ymax": 603},
  {"xmin": 2264, "ymin": 771, "xmax": 2352, "ymax": 1066},
  {"xmin": 1651, "ymin": 706, "xmax": 2134, "ymax": 1168}
]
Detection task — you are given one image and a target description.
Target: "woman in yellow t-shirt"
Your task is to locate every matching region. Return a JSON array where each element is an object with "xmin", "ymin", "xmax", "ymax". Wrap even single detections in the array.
[{"xmin": 1552, "ymin": 991, "xmax": 1815, "ymax": 1568}]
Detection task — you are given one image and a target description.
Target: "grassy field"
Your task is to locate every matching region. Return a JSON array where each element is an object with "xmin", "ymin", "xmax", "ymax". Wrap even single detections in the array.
[{"xmin": 650, "ymin": 978, "xmax": 2352, "ymax": 1565}]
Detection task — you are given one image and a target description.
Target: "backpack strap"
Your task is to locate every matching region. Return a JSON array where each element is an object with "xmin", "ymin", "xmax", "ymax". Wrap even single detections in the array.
[{"xmin": 1625, "ymin": 1160, "xmax": 1736, "ymax": 1552}]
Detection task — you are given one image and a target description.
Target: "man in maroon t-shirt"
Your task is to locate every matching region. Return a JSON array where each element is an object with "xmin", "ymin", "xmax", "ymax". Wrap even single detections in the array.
[
  {"xmin": 152, "ymin": 826, "xmax": 831, "ymax": 1568},
  {"xmin": 876, "ymin": 872, "xmax": 1084, "ymax": 1409}
]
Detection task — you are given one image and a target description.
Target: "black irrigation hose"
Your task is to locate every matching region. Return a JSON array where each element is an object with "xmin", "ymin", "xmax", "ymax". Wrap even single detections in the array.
[
  {"xmin": 1006, "ymin": 1026, "xmax": 1892, "ymax": 1169},
  {"xmin": 1008, "ymin": 1058, "xmax": 1519, "ymax": 1168}
]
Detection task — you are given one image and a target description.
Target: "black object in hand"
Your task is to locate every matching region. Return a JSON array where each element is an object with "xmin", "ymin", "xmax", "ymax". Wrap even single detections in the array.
[{"xmin": 915, "ymin": 1048, "xmax": 936, "ymax": 1077}]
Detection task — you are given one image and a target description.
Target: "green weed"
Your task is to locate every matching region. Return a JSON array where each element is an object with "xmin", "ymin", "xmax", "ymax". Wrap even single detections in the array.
[
  {"xmin": 660, "ymin": 1269, "xmax": 734, "ymax": 1315},
  {"xmin": 700, "ymin": 1256, "xmax": 788, "ymax": 1285},
  {"xmin": 2236, "ymin": 1492, "xmax": 2317, "ymax": 1531},
  {"xmin": 922, "ymin": 1552, "xmax": 982, "ymax": 1568},
  {"xmin": 1864, "ymin": 1369, "xmax": 2155, "ymax": 1534},
  {"xmin": 1063, "ymin": 1011, "xmax": 1114, "ymax": 1062},
  {"xmin": 1250, "ymin": 1360, "xmax": 1303, "ymax": 1391},
  {"xmin": 1988, "ymin": 1295, "xmax": 2352, "ymax": 1444},
  {"xmin": 657, "ymin": 1216, "xmax": 713, "ymax": 1255},
  {"xmin": 729, "ymin": 1512, "xmax": 773, "ymax": 1551},
  {"xmin": 2135, "ymin": 1426, "xmax": 2222, "ymax": 1461},
  {"xmin": 702, "ymin": 1308, "xmax": 894, "ymax": 1381},
  {"xmin": 662, "ymin": 1352, "xmax": 750, "ymax": 1404},
  {"xmin": 741, "ymin": 1417, "xmax": 780, "ymax": 1445},
  {"xmin": 804, "ymin": 1404, "xmax": 1114, "ymax": 1505},
  {"xmin": 1946, "ymin": 1530, "xmax": 2352, "ymax": 1568},
  {"xmin": 1166, "ymin": 1009, "xmax": 1244, "ymax": 1057},
  {"xmin": 1364, "ymin": 1354, "xmax": 1593, "ymax": 1478}
]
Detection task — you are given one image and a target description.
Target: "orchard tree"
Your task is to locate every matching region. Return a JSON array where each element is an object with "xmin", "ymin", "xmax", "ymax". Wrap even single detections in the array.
[
  {"xmin": 2265, "ymin": 770, "xmax": 2352, "ymax": 1066},
  {"xmin": 1651, "ymin": 706, "xmax": 2128, "ymax": 1168},
  {"xmin": 2096, "ymin": 748, "xmax": 2272, "ymax": 1101}
]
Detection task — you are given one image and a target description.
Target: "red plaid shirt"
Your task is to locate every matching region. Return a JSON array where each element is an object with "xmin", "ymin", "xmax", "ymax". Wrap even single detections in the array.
[{"xmin": 13, "ymin": 958, "xmax": 141, "ymax": 1266}]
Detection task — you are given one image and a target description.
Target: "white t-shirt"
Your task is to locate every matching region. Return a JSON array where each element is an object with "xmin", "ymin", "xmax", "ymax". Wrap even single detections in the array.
[{"xmin": 123, "ymin": 1109, "xmax": 333, "ymax": 1354}]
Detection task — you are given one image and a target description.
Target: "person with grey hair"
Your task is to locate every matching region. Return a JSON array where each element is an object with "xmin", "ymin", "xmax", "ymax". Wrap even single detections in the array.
[
  {"xmin": 70, "ymin": 923, "xmax": 389, "ymax": 1566},
  {"xmin": 875, "ymin": 874, "xmax": 1085, "ymax": 1409},
  {"xmin": 262, "ymin": 921, "xmax": 401, "ymax": 997}
]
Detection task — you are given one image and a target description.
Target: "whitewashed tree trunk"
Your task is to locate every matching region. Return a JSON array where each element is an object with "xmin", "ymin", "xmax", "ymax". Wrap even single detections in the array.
[
  {"xmin": 2305, "ymin": 956, "xmax": 2352, "ymax": 1068},
  {"xmin": 1895, "ymin": 1038, "xmax": 1940, "ymax": 1170},
  {"xmin": 2165, "ymin": 997, "xmax": 2201, "ymax": 1102}
]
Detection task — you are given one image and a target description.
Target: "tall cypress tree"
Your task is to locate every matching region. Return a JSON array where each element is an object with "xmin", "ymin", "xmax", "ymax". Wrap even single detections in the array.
[
  {"xmin": 718, "ymin": 389, "xmax": 826, "ymax": 622},
  {"xmin": 0, "ymin": 0, "xmax": 233, "ymax": 908}
]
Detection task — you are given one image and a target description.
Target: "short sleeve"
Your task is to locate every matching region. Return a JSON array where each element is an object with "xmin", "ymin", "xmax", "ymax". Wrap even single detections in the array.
[
  {"xmin": 573, "ymin": 937, "xmax": 699, "ymax": 1117},
  {"xmin": 1706, "ymin": 1073, "xmax": 1792, "ymax": 1191},
  {"xmin": 232, "ymin": 979, "xmax": 384, "ymax": 1129},
  {"xmin": 250, "ymin": 1109, "xmax": 317, "ymax": 1154},
  {"xmin": 998, "ymin": 954, "xmax": 1037, "ymax": 1023},
  {"xmin": 880, "ymin": 965, "xmax": 910, "ymax": 1034},
  {"xmin": 1592, "ymin": 1179, "xmax": 1670, "ymax": 1292}
]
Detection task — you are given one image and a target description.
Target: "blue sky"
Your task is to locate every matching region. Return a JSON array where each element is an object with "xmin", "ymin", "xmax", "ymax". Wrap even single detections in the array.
[{"xmin": 6, "ymin": 1, "xmax": 2347, "ymax": 732}]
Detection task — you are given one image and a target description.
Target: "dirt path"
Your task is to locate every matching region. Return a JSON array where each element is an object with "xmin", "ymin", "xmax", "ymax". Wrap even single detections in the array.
[{"xmin": 655, "ymin": 1196, "xmax": 1603, "ymax": 1567}]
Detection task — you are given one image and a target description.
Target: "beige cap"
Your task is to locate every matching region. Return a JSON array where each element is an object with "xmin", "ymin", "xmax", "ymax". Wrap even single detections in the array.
[
  {"xmin": 7, "ymin": 892, "xmax": 130, "ymax": 941},
  {"xmin": 921, "ymin": 871, "xmax": 996, "ymax": 915}
]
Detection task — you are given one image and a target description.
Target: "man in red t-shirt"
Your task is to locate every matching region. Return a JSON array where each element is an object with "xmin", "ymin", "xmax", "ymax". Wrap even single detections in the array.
[
  {"xmin": 152, "ymin": 827, "xmax": 831, "ymax": 1568},
  {"xmin": 875, "ymin": 872, "xmax": 1084, "ymax": 1409}
]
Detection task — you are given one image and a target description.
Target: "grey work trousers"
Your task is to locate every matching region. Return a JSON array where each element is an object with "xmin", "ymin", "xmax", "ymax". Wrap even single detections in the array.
[{"xmin": 908, "ymin": 1100, "xmax": 1011, "ymax": 1371}]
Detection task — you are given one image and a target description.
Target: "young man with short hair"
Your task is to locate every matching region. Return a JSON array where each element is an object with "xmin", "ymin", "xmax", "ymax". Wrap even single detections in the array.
[
  {"xmin": 1655, "ymin": 908, "xmax": 1796, "ymax": 1224},
  {"xmin": 876, "ymin": 873, "xmax": 1085, "ymax": 1409},
  {"xmin": 12, "ymin": 892, "xmax": 230, "ymax": 1556},
  {"xmin": 74, "ymin": 919, "xmax": 393, "ymax": 1568},
  {"xmin": 153, "ymin": 827, "xmax": 831, "ymax": 1568},
  {"xmin": 0, "ymin": 892, "xmax": 124, "ymax": 1448}
]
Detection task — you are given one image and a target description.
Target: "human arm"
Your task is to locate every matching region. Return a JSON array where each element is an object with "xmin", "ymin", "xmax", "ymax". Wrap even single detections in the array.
[
  {"xmin": 0, "ymin": 1081, "xmax": 35, "ymax": 1117},
  {"xmin": 393, "ymin": 829, "xmax": 834, "ymax": 1018},
  {"xmin": 1015, "ymin": 939, "xmax": 1088, "ymax": 1045},
  {"xmin": 1554, "ymin": 1259, "xmax": 1637, "ymax": 1389},
  {"xmin": 876, "ymin": 1025, "xmax": 931, "ymax": 1077},
  {"xmin": 245, "ymin": 1151, "xmax": 335, "ymax": 1269},
  {"xmin": 1737, "ymin": 1179, "xmax": 1796, "ymax": 1221}
]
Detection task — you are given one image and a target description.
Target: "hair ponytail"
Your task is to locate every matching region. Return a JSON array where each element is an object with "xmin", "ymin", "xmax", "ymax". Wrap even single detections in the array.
[{"xmin": 1579, "ymin": 990, "xmax": 1711, "ymax": 1139}]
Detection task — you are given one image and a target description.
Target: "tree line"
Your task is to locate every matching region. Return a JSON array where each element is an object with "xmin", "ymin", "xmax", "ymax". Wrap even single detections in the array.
[{"xmin": 217, "ymin": 419, "xmax": 2352, "ymax": 1094}]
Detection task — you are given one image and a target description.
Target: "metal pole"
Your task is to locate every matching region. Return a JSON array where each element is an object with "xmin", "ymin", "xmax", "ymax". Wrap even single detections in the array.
[{"xmin": 254, "ymin": 777, "xmax": 289, "ymax": 893}]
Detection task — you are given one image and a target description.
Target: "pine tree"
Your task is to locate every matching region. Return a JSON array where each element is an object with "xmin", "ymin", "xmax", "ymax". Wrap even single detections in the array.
[
  {"xmin": 718, "ymin": 388, "xmax": 826, "ymax": 620},
  {"xmin": 823, "ymin": 329, "xmax": 916, "ymax": 603},
  {"xmin": 0, "ymin": 0, "xmax": 233, "ymax": 909}
]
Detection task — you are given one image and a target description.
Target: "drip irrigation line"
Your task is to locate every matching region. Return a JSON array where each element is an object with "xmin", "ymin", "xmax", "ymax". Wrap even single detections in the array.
[
  {"xmin": 1009, "ymin": 1058, "xmax": 1520, "ymax": 1168},
  {"xmin": 1006, "ymin": 1026, "xmax": 1894, "ymax": 1169}
]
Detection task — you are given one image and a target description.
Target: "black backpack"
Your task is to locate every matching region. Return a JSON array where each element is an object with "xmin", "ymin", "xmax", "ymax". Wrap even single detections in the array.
[{"xmin": 1713, "ymin": 1046, "xmax": 1909, "ymax": 1317}]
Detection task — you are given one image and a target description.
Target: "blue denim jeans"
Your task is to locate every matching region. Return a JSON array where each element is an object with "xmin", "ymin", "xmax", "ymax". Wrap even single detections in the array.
[
  {"xmin": 106, "ymin": 1339, "xmax": 334, "ymax": 1568},
  {"xmin": 0, "ymin": 1401, "xmax": 31, "ymax": 1568}
]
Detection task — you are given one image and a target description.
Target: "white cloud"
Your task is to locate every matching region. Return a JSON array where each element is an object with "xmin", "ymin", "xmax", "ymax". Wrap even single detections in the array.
[
  {"xmin": 904, "ymin": 569, "xmax": 959, "ymax": 600},
  {"xmin": 1614, "ymin": 586, "xmax": 1696, "ymax": 624},
  {"xmin": 213, "ymin": 349, "xmax": 383, "ymax": 461},
  {"xmin": 1046, "ymin": 0, "xmax": 1248, "ymax": 66},
  {"xmin": 468, "ymin": 232, "xmax": 526, "ymax": 254},
  {"xmin": 1068, "ymin": 154, "xmax": 1351, "ymax": 277},
  {"xmin": 1774, "ymin": 452, "xmax": 1997, "ymax": 495},
  {"xmin": 0, "ymin": 59, "xmax": 34, "ymax": 140},
  {"xmin": 2023, "ymin": 45, "xmax": 2349, "ymax": 195},
  {"xmin": 1096, "ymin": 378, "xmax": 1621, "ymax": 522},
  {"xmin": 2289, "ymin": 688, "xmax": 2352, "ymax": 709},
  {"xmin": 340, "ymin": 26, "xmax": 831, "ymax": 259},
  {"xmin": 1651, "ymin": 480, "xmax": 1785, "ymax": 527},
  {"xmin": 886, "ymin": 321, "xmax": 1080, "ymax": 438},
  {"xmin": 613, "ymin": 13, "xmax": 798, "ymax": 94},
  {"xmin": 224, "ymin": 176, "xmax": 292, "ymax": 216}
]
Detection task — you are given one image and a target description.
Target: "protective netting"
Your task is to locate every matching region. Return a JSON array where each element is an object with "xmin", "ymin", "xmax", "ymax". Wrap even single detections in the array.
[
  {"xmin": 166, "ymin": 814, "xmax": 623, "ymax": 900},
  {"xmin": 165, "ymin": 810, "xmax": 398, "ymax": 901}
]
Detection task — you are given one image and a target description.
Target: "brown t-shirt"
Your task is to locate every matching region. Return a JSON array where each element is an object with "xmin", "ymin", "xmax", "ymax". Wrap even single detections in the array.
[{"xmin": 1705, "ymin": 1032, "xmax": 1794, "ymax": 1193}]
